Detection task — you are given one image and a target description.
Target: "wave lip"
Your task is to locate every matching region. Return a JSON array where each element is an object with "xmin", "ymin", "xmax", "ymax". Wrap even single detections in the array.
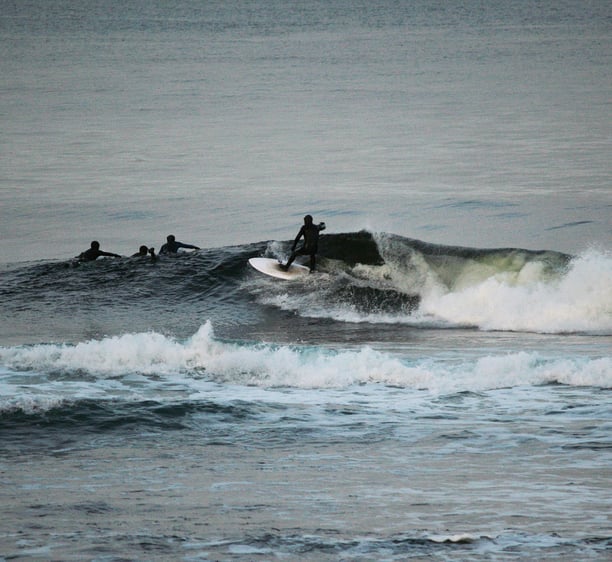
[{"xmin": 417, "ymin": 248, "xmax": 612, "ymax": 334}]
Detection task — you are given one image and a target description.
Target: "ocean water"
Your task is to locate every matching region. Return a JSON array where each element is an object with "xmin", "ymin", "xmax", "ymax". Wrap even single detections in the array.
[{"xmin": 1, "ymin": 1, "xmax": 611, "ymax": 560}]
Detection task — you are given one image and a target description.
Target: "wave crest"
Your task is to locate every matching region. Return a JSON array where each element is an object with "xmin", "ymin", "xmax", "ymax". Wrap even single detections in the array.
[
  {"xmin": 255, "ymin": 233, "xmax": 611, "ymax": 334},
  {"xmin": 1, "ymin": 322, "xmax": 610, "ymax": 416}
]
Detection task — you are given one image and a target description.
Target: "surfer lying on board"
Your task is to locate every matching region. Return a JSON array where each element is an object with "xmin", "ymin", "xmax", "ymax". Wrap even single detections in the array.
[
  {"xmin": 131, "ymin": 245, "xmax": 157, "ymax": 262},
  {"xmin": 77, "ymin": 241, "xmax": 121, "ymax": 262},
  {"xmin": 160, "ymin": 234, "xmax": 200, "ymax": 254},
  {"xmin": 281, "ymin": 214, "xmax": 326, "ymax": 272}
]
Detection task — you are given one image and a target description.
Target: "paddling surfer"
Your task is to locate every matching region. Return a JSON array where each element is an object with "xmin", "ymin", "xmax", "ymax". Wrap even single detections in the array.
[
  {"xmin": 132, "ymin": 245, "xmax": 157, "ymax": 262},
  {"xmin": 159, "ymin": 234, "xmax": 200, "ymax": 254},
  {"xmin": 77, "ymin": 241, "xmax": 121, "ymax": 262}
]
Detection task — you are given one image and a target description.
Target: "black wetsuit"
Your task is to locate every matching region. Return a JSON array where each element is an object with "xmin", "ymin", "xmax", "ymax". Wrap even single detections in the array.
[
  {"xmin": 160, "ymin": 240, "xmax": 199, "ymax": 254},
  {"xmin": 131, "ymin": 248, "xmax": 157, "ymax": 262},
  {"xmin": 78, "ymin": 248, "xmax": 120, "ymax": 261},
  {"xmin": 286, "ymin": 222, "xmax": 325, "ymax": 271}
]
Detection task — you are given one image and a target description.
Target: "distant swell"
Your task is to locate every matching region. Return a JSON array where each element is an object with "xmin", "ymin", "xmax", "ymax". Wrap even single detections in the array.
[
  {"xmin": 0, "ymin": 398, "xmax": 251, "ymax": 432},
  {"xmin": 0, "ymin": 396, "xmax": 272, "ymax": 454}
]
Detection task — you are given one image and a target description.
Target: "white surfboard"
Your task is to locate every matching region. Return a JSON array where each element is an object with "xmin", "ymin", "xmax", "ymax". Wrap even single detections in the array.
[{"xmin": 248, "ymin": 257, "xmax": 310, "ymax": 280}]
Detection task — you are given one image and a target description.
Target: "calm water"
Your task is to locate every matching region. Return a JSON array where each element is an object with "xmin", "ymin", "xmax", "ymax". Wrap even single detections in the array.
[{"xmin": 1, "ymin": 1, "xmax": 611, "ymax": 560}]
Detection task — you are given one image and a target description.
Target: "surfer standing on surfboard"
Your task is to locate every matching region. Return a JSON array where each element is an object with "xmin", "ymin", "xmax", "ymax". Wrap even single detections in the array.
[{"xmin": 281, "ymin": 215, "xmax": 326, "ymax": 272}]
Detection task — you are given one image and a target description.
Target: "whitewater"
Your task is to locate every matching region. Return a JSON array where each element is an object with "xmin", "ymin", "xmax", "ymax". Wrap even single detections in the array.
[
  {"xmin": 2, "ymin": 321, "xmax": 611, "ymax": 408},
  {"xmin": 256, "ymin": 235, "xmax": 612, "ymax": 334}
]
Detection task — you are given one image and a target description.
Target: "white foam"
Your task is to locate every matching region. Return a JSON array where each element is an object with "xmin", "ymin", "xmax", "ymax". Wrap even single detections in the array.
[
  {"xmin": 420, "ymin": 249, "xmax": 612, "ymax": 333},
  {"xmin": 1, "ymin": 322, "xmax": 610, "ymax": 413}
]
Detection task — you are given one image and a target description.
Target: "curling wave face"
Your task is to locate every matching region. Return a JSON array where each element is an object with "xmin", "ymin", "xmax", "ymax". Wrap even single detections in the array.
[{"xmin": 254, "ymin": 231, "xmax": 611, "ymax": 334}]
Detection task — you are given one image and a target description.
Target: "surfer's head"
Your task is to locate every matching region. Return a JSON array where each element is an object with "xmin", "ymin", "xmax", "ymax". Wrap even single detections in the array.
[
  {"xmin": 90, "ymin": 240, "xmax": 100, "ymax": 249},
  {"xmin": 166, "ymin": 235, "xmax": 175, "ymax": 242},
  {"xmin": 304, "ymin": 214, "xmax": 313, "ymax": 225}
]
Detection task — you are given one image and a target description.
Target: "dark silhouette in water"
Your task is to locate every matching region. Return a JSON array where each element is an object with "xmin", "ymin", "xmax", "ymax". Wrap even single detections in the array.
[
  {"xmin": 282, "ymin": 215, "xmax": 326, "ymax": 272},
  {"xmin": 132, "ymin": 245, "xmax": 157, "ymax": 262},
  {"xmin": 160, "ymin": 235, "xmax": 200, "ymax": 254},
  {"xmin": 77, "ymin": 241, "xmax": 121, "ymax": 262}
]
